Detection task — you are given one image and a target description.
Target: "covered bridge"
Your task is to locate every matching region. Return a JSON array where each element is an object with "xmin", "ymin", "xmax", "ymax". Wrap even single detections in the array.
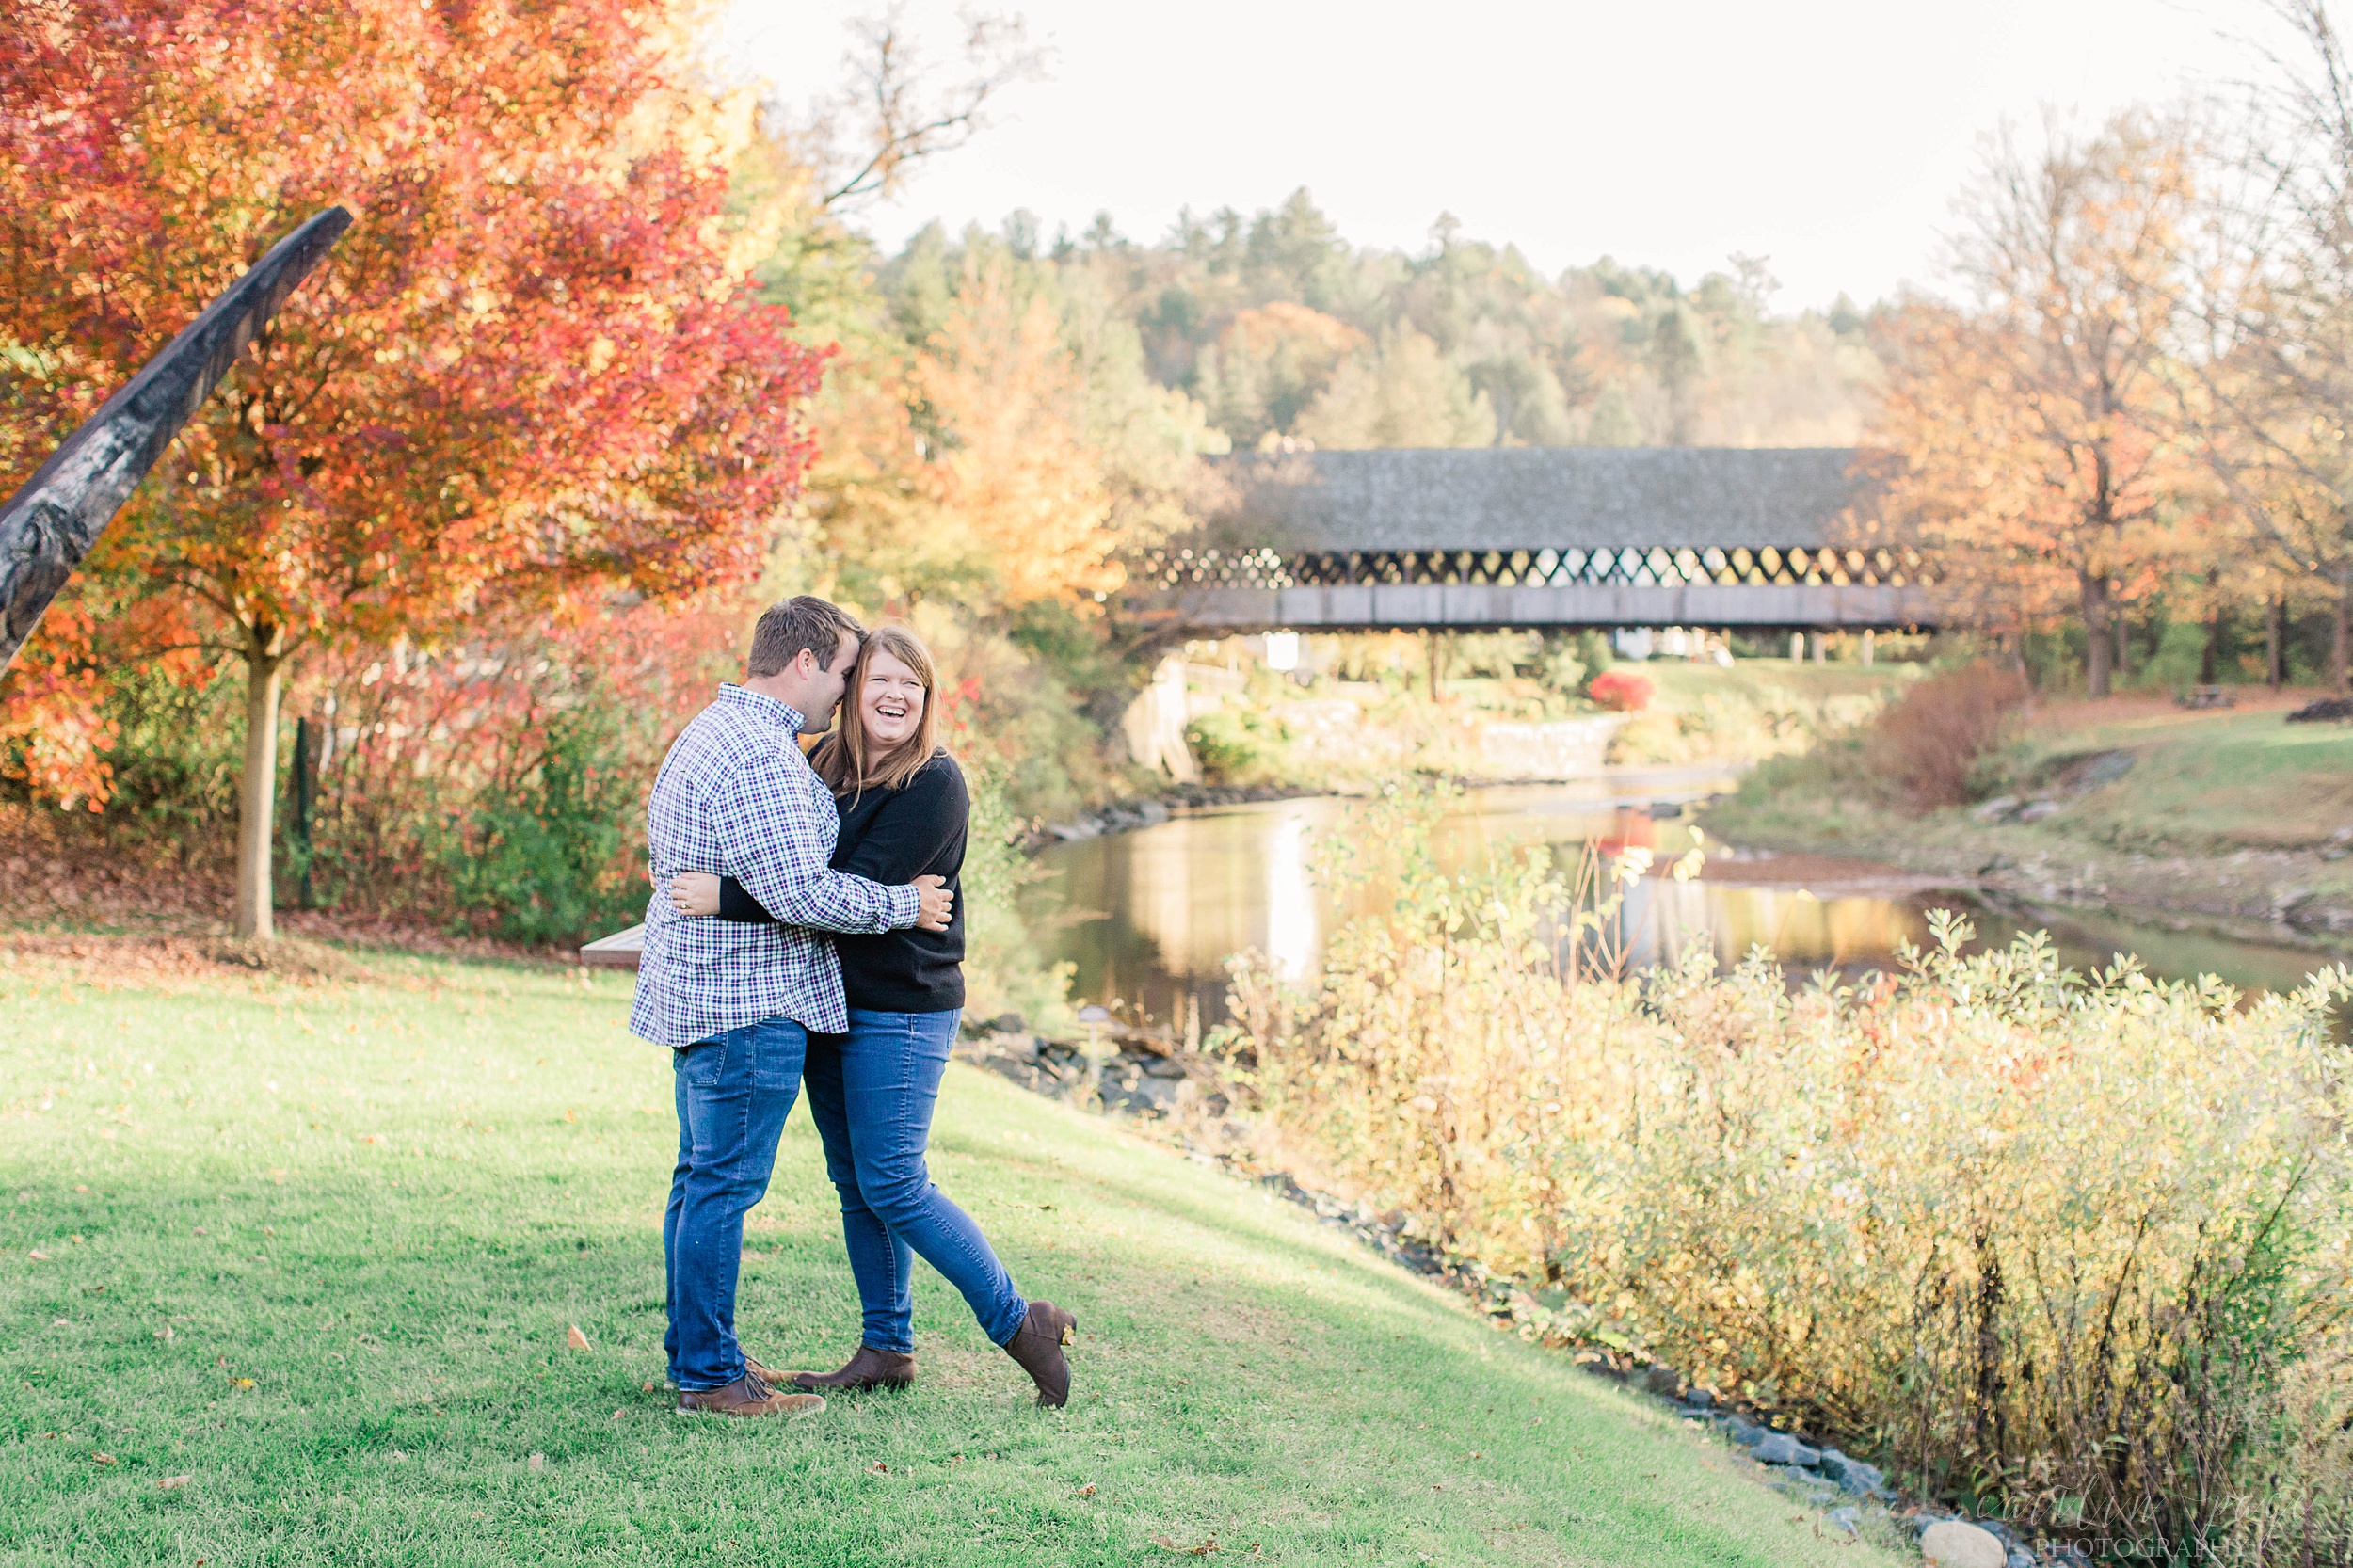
[{"xmin": 1124, "ymin": 447, "xmax": 1930, "ymax": 633}]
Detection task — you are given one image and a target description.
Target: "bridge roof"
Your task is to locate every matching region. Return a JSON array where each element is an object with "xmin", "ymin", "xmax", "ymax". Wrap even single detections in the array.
[{"xmin": 1209, "ymin": 447, "xmax": 1863, "ymax": 552}]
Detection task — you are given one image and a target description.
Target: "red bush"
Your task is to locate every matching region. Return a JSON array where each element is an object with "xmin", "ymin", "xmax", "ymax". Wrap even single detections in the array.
[
  {"xmin": 1589, "ymin": 670, "xmax": 1655, "ymax": 712},
  {"xmin": 1865, "ymin": 662, "xmax": 2030, "ymax": 808}
]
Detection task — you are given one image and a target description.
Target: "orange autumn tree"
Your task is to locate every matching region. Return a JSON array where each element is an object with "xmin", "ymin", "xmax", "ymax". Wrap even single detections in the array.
[
  {"xmin": 1867, "ymin": 112, "xmax": 2204, "ymax": 694},
  {"xmin": 920, "ymin": 264, "xmax": 1124, "ymax": 609},
  {"xmin": 0, "ymin": 0, "xmax": 824, "ymax": 937}
]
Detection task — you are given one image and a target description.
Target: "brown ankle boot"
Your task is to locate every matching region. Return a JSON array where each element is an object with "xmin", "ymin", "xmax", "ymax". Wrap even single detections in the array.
[
  {"xmin": 790, "ymin": 1345, "xmax": 915, "ymax": 1393},
  {"xmin": 1003, "ymin": 1300, "xmax": 1078, "ymax": 1408},
  {"xmin": 675, "ymin": 1371, "xmax": 824, "ymax": 1417}
]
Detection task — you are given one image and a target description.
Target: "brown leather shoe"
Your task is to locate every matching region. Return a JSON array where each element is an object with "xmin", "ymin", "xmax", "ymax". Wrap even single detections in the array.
[
  {"xmin": 1003, "ymin": 1300, "xmax": 1078, "ymax": 1408},
  {"xmin": 791, "ymin": 1345, "xmax": 915, "ymax": 1393},
  {"xmin": 675, "ymin": 1371, "xmax": 825, "ymax": 1417}
]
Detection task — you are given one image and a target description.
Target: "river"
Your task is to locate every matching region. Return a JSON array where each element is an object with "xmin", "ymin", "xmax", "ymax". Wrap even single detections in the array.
[{"xmin": 1024, "ymin": 780, "xmax": 2333, "ymax": 1033}]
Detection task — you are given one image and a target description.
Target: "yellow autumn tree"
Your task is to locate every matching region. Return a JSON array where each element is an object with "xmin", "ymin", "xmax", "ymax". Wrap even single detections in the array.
[
  {"xmin": 1295, "ymin": 325, "xmax": 1496, "ymax": 450},
  {"xmin": 1866, "ymin": 111, "xmax": 2206, "ymax": 694},
  {"xmin": 1193, "ymin": 301, "xmax": 1364, "ymax": 446},
  {"xmin": 918, "ymin": 263, "xmax": 1123, "ymax": 608}
]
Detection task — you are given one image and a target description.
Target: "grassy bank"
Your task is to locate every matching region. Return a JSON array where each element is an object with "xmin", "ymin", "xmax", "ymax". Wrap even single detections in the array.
[
  {"xmin": 0, "ymin": 944, "xmax": 1890, "ymax": 1567},
  {"xmin": 1704, "ymin": 691, "xmax": 2353, "ymax": 944},
  {"xmin": 1218, "ymin": 786, "xmax": 2353, "ymax": 1560}
]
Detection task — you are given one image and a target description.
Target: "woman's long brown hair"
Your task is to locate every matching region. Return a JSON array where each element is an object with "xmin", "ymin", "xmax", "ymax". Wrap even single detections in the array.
[{"xmin": 808, "ymin": 624, "xmax": 942, "ymax": 800}]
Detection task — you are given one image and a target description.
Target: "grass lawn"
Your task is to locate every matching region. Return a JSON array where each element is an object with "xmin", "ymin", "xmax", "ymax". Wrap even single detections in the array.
[
  {"xmin": 1990, "ymin": 700, "xmax": 2353, "ymax": 853},
  {"xmin": 1, "ymin": 946, "xmax": 1895, "ymax": 1567},
  {"xmin": 1711, "ymin": 692, "xmax": 2353, "ymax": 858}
]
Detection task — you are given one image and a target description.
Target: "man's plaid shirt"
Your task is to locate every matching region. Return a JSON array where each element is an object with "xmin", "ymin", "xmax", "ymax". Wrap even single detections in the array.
[{"xmin": 629, "ymin": 684, "xmax": 920, "ymax": 1045}]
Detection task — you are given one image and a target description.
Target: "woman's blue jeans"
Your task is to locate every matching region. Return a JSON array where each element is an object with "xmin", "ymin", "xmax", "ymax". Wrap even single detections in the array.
[{"xmin": 801, "ymin": 1008, "xmax": 1028, "ymax": 1352}]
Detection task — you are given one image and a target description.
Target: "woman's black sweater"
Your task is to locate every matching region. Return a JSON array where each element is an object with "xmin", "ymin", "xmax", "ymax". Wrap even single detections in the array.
[{"xmin": 716, "ymin": 749, "xmax": 967, "ymax": 1014}]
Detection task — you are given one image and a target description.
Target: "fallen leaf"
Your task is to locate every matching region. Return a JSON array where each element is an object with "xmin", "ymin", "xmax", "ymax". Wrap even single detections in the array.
[
  {"xmin": 155, "ymin": 1326, "xmax": 173, "ymax": 1341},
  {"xmin": 159, "ymin": 1476, "xmax": 192, "ymax": 1491},
  {"xmin": 610, "ymin": 1409, "xmax": 625, "ymax": 1420},
  {"xmin": 642, "ymin": 1381, "xmax": 660, "ymax": 1392},
  {"xmin": 91, "ymin": 1452, "xmax": 115, "ymax": 1465},
  {"xmin": 527, "ymin": 1453, "xmax": 545, "ymax": 1472},
  {"xmin": 869, "ymin": 1462, "xmax": 889, "ymax": 1474},
  {"xmin": 51, "ymin": 1319, "xmax": 68, "ymax": 1327},
  {"xmin": 1078, "ymin": 1483, "xmax": 1096, "ymax": 1496},
  {"xmin": 1151, "ymin": 1537, "xmax": 1220, "ymax": 1556},
  {"xmin": 28, "ymin": 1250, "xmax": 48, "ymax": 1261},
  {"xmin": 566, "ymin": 1324, "xmax": 591, "ymax": 1351},
  {"xmin": 230, "ymin": 1378, "xmax": 255, "ymax": 1390}
]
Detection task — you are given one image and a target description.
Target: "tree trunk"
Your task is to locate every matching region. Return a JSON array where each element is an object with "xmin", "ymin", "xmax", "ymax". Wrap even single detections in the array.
[
  {"xmin": 234, "ymin": 630, "xmax": 286, "ymax": 940},
  {"xmin": 2082, "ymin": 573, "xmax": 2113, "ymax": 698},
  {"xmin": 2113, "ymin": 614, "xmax": 2131, "ymax": 686},
  {"xmin": 1426, "ymin": 633, "xmax": 1444, "ymax": 702},
  {"xmin": 2200, "ymin": 606, "xmax": 2221, "ymax": 685},
  {"xmin": 2335, "ymin": 577, "xmax": 2351, "ymax": 696},
  {"xmin": 292, "ymin": 714, "xmax": 319, "ymax": 912},
  {"xmin": 2267, "ymin": 598, "xmax": 2285, "ymax": 688}
]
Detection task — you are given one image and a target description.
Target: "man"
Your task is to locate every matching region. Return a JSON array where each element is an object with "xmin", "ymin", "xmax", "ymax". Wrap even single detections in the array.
[{"xmin": 632, "ymin": 596, "xmax": 953, "ymax": 1418}]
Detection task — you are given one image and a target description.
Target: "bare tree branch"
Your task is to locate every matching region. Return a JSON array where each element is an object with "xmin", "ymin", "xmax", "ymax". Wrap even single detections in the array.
[{"xmin": 796, "ymin": 6, "xmax": 1049, "ymax": 215}]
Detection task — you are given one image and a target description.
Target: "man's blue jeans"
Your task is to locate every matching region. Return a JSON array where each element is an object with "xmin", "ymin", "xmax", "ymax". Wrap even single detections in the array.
[
  {"xmin": 802, "ymin": 1008, "xmax": 1028, "ymax": 1352},
  {"xmin": 664, "ymin": 1016, "xmax": 806, "ymax": 1391}
]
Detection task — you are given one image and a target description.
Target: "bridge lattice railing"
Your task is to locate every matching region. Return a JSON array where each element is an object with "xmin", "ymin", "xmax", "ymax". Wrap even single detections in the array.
[{"xmin": 1129, "ymin": 544, "xmax": 1929, "ymax": 593}]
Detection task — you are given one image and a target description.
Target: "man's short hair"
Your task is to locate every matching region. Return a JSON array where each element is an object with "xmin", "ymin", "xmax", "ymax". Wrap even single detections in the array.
[{"xmin": 747, "ymin": 596, "xmax": 863, "ymax": 679}]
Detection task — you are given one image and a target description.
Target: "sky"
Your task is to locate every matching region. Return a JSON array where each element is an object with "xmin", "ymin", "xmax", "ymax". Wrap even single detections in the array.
[{"xmin": 716, "ymin": 0, "xmax": 2282, "ymax": 312}]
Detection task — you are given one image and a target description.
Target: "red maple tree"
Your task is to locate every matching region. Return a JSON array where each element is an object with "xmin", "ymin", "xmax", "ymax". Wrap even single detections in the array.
[{"xmin": 0, "ymin": 0, "xmax": 825, "ymax": 936}]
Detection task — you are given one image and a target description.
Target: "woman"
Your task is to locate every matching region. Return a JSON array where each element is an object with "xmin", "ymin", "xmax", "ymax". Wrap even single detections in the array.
[{"xmin": 667, "ymin": 625, "xmax": 1078, "ymax": 1407}]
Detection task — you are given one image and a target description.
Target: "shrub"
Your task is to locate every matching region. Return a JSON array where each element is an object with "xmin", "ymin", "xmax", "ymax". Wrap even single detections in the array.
[
  {"xmin": 1185, "ymin": 707, "xmax": 1287, "ymax": 785},
  {"xmin": 1217, "ymin": 790, "xmax": 2353, "ymax": 1556},
  {"xmin": 1537, "ymin": 634, "xmax": 1588, "ymax": 698},
  {"xmin": 1575, "ymin": 629, "xmax": 1615, "ymax": 676},
  {"xmin": 442, "ymin": 701, "xmax": 645, "ymax": 944},
  {"xmin": 957, "ymin": 751, "xmax": 1074, "ymax": 1032},
  {"xmin": 1587, "ymin": 669, "xmax": 1654, "ymax": 712},
  {"xmin": 30, "ymin": 600, "xmax": 740, "ymax": 935},
  {"xmin": 1863, "ymin": 660, "xmax": 2027, "ymax": 808}
]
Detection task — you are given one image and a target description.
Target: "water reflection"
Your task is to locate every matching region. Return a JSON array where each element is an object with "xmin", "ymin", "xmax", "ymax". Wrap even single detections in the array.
[
  {"xmin": 1619, "ymin": 879, "xmax": 1933, "ymax": 975},
  {"xmin": 1024, "ymin": 791, "xmax": 2331, "ymax": 1032}
]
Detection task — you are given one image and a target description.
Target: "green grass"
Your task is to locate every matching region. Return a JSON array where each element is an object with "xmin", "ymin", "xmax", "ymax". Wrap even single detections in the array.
[
  {"xmin": 1988, "ymin": 706, "xmax": 2353, "ymax": 853},
  {"xmin": 0, "ymin": 948, "xmax": 1896, "ymax": 1566},
  {"xmin": 1708, "ymin": 701, "xmax": 2353, "ymax": 858}
]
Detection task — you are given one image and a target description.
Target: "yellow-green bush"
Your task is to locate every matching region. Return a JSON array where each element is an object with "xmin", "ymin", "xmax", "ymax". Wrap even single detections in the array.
[{"xmin": 1219, "ymin": 787, "xmax": 2353, "ymax": 1556}]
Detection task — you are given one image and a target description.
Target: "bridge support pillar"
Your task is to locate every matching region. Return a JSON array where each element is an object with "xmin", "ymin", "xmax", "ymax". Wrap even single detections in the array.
[{"xmin": 1119, "ymin": 655, "xmax": 1199, "ymax": 782}]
